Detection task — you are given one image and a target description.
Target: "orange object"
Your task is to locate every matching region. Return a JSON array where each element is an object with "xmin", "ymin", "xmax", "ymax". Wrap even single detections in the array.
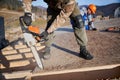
[
  {"xmin": 107, "ymin": 27, "xmax": 115, "ymax": 31},
  {"xmin": 106, "ymin": 27, "xmax": 120, "ymax": 31},
  {"xmin": 28, "ymin": 26, "xmax": 40, "ymax": 34},
  {"xmin": 88, "ymin": 4, "xmax": 97, "ymax": 14}
]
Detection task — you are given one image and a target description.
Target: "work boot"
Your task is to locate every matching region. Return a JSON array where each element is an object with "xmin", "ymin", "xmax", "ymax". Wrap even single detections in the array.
[
  {"xmin": 43, "ymin": 47, "xmax": 51, "ymax": 60},
  {"xmin": 79, "ymin": 46, "xmax": 93, "ymax": 60},
  {"xmin": 92, "ymin": 28, "xmax": 97, "ymax": 31},
  {"xmin": 0, "ymin": 39, "xmax": 9, "ymax": 50}
]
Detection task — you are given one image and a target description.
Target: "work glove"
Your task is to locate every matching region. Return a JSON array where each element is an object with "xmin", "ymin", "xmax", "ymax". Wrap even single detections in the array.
[
  {"xmin": 23, "ymin": 13, "xmax": 32, "ymax": 26},
  {"xmin": 88, "ymin": 22, "xmax": 92, "ymax": 25},
  {"xmin": 40, "ymin": 31, "xmax": 48, "ymax": 40}
]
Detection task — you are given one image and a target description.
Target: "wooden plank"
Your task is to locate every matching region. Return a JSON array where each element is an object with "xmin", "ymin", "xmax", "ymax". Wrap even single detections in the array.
[
  {"xmin": 2, "ymin": 50, "xmax": 18, "ymax": 55},
  {"xmin": 1, "ymin": 60, "xmax": 31, "ymax": 69},
  {"xmin": 31, "ymin": 64, "xmax": 120, "ymax": 76},
  {"xmin": 14, "ymin": 45, "xmax": 27, "ymax": 49}
]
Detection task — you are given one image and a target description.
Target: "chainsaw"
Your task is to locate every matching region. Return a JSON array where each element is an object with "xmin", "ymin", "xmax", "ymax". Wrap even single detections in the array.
[{"xmin": 19, "ymin": 16, "xmax": 44, "ymax": 69}]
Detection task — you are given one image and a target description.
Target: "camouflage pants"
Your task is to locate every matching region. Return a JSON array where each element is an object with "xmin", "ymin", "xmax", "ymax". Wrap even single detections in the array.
[{"xmin": 45, "ymin": 3, "xmax": 88, "ymax": 48}]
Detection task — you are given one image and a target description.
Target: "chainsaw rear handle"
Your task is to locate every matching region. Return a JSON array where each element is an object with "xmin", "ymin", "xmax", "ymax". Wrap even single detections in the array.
[
  {"xmin": 19, "ymin": 16, "xmax": 25, "ymax": 27},
  {"xmin": 19, "ymin": 16, "xmax": 28, "ymax": 33}
]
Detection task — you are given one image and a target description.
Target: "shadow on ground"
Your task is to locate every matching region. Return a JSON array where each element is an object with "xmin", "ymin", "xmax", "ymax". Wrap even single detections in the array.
[
  {"xmin": 52, "ymin": 44, "xmax": 79, "ymax": 57},
  {"xmin": 57, "ymin": 27, "xmax": 73, "ymax": 32}
]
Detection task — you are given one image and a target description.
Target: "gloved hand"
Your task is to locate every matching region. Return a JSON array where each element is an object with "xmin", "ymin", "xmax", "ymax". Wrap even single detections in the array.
[
  {"xmin": 40, "ymin": 31, "xmax": 48, "ymax": 40},
  {"xmin": 23, "ymin": 13, "xmax": 32, "ymax": 26},
  {"xmin": 88, "ymin": 22, "xmax": 92, "ymax": 25}
]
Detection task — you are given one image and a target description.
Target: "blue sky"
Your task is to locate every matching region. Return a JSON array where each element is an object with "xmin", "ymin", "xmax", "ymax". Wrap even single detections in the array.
[{"xmin": 32, "ymin": 0, "xmax": 120, "ymax": 7}]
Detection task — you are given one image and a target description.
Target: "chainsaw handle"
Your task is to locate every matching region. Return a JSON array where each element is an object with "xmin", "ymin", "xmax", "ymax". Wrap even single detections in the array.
[{"xmin": 19, "ymin": 16, "xmax": 30, "ymax": 33}]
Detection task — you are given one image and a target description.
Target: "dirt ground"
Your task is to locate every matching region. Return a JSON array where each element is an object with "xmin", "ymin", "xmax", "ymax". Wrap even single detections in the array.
[
  {"xmin": 36, "ymin": 18, "xmax": 120, "ymax": 72},
  {"xmin": 41, "ymin": 26, "xmax": 120, "ymax": 71},
  {"xmin": 0, "ymin": 18, "xmax": 120, "ymax": 80}
]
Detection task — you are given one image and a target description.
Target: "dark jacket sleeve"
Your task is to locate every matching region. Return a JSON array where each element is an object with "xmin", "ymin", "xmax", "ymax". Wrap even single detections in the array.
[{"xmin": 43, "ymin": 0, "xmax": 49, "ymax": 3}]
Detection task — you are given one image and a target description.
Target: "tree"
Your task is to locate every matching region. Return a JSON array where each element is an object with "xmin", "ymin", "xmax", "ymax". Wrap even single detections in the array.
[{"xmin": 0, "ymin": 0, "xmax": 23, "ymax": 11}]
